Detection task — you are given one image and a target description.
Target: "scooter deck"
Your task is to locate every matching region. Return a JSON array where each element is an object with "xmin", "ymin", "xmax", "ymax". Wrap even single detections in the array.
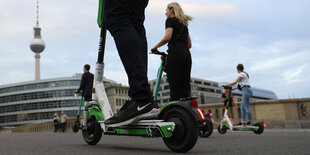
[
  {"xmin": 232, "ymin": 125, "xmax": 259, "ymax": 131},
  {"xmin": 99, "ymin": 120, "xmax": 175, "ymax": 138}
]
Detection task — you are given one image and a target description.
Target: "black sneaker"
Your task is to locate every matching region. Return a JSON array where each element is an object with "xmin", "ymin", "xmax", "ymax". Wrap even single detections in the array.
[
  {"xmin": 236, "ymin": 122, "xmax": 242, "ymax": 126},
  {"xmin": 105, "ymin": 100, "xmax": 157, "ymax": 127},
  {"xmin": 246, "ymin": 121, "xmax": 252, "ymax": 125}
]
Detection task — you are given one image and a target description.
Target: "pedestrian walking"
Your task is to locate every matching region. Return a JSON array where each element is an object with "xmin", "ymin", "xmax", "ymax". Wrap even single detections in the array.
[{"xmin": 60, "ymin": 111, "xmax": 69, "ymax": 132}]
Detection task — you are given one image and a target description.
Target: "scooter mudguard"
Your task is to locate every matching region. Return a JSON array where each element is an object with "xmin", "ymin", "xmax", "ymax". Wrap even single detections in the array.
[
  {"xmin": 204, "ymin": 114, "xmax": 214, "ymax": 123},
  {"xmin": 88, "ymin": 107, "xmax": 104, "ymax": 121},
  {"xmin": 158, "ymin": 100, "xmax": 203, "ymax": 122},
  {"xmin": 221, "ymin": 122, "xmax": 229, "ymax": 128}
]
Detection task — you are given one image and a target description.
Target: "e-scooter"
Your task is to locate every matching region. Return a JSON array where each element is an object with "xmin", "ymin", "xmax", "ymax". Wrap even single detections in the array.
[
  {"xmin": 73, "ymin": 1, "xmax": 205, "ymax": 153},
  {"xmin": 72, "ymin": 94, "xmax": 83, "ymax": 133},
  {"xmin": 218, "ymin": 86, "xmax": 265, "ymax": 134}
]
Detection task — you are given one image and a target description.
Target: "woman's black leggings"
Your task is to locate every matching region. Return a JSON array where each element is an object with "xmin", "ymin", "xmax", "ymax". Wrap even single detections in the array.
[{"xmin": 166, "ymin": 46, "xmax": 192, "ymax": 101}]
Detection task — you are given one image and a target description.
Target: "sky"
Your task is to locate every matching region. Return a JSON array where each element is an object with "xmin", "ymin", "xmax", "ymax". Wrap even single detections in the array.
[{"xmin": 0, "ymin": 0, "xmax": 309, "ymax": 99}]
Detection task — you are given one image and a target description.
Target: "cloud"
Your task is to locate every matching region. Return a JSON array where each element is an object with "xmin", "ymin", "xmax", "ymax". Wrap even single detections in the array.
[
  {"xmin": 283, "ymin": 68, "xmax": 302, "ymax": 84},
  {"xmin": 249, "ymin": 51, "xmax": 310, "ymax": 72},
  {"xmin": 249, "ymin": 56, "xmax": 288, "ymax": 71},
  {"xmin": 147, "ymin": 0, "xmax": 236, "ymax": 18},
  {"xmin": 283, "ymin": 64, "xmax": 310, "ymax": 84}
]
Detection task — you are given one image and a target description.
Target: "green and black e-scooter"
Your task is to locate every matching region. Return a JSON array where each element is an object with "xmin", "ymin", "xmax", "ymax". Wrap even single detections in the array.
[
  {"xmin": 72, "ymin": 0, "xmax": 206, "ymax": 153},
  {"xmin": 218, "ymin": 86, "xmax": 266, "ymax": 134}
]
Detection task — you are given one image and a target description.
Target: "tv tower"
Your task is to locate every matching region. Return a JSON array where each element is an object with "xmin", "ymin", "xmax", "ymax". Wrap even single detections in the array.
[{"xmin": 30, "ymin": 0, "xmax": 45, "ymax": 80}]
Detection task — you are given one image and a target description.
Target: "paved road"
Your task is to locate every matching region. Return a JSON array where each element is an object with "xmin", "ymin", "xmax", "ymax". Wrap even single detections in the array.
[{"xmin": 0, "ymin": 129, "xmax": 309, "ymax": 155}]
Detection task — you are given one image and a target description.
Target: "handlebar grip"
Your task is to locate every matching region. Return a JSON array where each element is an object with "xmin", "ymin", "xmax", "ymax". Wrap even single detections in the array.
[{"xmin": 222, "ymin": 85, "xmax": 232, "ymax": 89}]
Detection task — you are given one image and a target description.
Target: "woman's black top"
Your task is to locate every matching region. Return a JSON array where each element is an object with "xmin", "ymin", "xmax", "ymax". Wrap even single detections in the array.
[{"xmin": 165, "ymin": 17, "xmax": 189, "ymax": 48}]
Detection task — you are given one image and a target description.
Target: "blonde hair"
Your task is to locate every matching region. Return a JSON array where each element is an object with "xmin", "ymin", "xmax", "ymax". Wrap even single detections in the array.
[{"xmin": 167, "ymin": 2, "xmax": 193, "ymax": 26}]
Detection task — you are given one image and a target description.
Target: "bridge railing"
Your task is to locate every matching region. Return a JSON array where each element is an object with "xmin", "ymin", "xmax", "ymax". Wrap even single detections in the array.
[{"xmin": 1, "ymin": 118, "xmax": 79, "ymax": 133}]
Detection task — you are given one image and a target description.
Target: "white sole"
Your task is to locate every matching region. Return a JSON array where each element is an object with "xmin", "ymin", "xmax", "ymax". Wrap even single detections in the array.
[{"xmin": 105, "ymin": 108, "xmax": 160, "ymax": 127}]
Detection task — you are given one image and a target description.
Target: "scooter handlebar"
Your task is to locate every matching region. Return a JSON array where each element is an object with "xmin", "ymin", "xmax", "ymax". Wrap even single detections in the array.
[
  {"xmin": 222, "ymin": 85, "xmax": 232, "ymax": 89},
  {"xmin": 150, "ymin": 49, "xmax": 167, "ymax": 56}
]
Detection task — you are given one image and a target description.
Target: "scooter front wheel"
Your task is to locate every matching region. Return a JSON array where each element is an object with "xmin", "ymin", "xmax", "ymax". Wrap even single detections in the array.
[
  {"xmin": 218, "ymin": 125, "xmax": 227, "ymax": 134},
  {"xmin": 82, "ymin": 117, "xmax": 102, "ymax": 145},
  {"xmin": 162, "ymin": 107, "xmax": 198, "ymax": 153}
]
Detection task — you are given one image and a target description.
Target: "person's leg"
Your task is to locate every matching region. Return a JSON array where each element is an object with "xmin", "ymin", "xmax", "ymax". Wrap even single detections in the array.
[
  {"xmin": 241, "ymin": 95, "xmax": 246, "ymax": 123},
  {"xmin": 180, "ymin": 51, "xmax": 192, "ymax": 99},
  {"xmin": 103, "ymin": 0, "xmax": 157, "ymax": 126},
  {"xmin": 228, "ymin": 107, "xmax": 234, "ymax": 125},
  {"xmin": 243, "ymin": 88, "xmax": 253, "ymax": 122},
  {"xmin": 61, "ymin": 123, "xmax": 64, "ymax": 132},
  {"xmin": 130, "ymin": 0, "xmax": 149, "ymax": 72},
  {"xmin": 56, "ymin": 123, "xmax": 59, "ymax": 132},
  {"xmin": 167, "ymin": 53, "xmax": 182, "ymax": 101},
  {"xmin": 84, "ymin": 95, "xmax": 92, "ymax": 101},
  {"xmin": 54, "ymin": 122, "xmax": 57, "ymax": 133},
  {"xmin": 104, "ymin": 0, "xmax": 152, "ymax": 103},
  {"xmin": 64, "ymin": 122, "xmax": 67, "ymax": 132}
]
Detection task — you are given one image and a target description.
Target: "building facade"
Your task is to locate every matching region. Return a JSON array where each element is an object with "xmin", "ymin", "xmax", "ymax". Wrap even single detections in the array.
[
  {"xmin": 105, "ymin": 84, "xmax": 129, "ymax": 114},
  {"xmin": 0, "ymin": 74, "xmax": 117, "ymax": 129},
  {"xmin": 228, "ymin": 87, "xmax": 278, "ymax": 103},
  {"xmin": 149, "ymin": 76, "xmax": 278, "ymax": 106},
  {"xmin": 149, "ymin": 76, "xmax": 222, "ymax": 105}
]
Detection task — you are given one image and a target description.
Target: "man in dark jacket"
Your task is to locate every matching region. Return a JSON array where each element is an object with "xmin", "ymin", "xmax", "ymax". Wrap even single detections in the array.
[{"xmin": 75, "ymin": 64, "xmax": 94, "ymax": 101}]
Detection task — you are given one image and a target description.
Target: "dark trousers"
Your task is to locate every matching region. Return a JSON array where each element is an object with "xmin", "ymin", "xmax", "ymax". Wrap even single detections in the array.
[
  {"xmin": 84, "ymin": 95, "xmax": 92, "ymax": 101},
  {"xmin": 104, "ymin": 0, "xmax": 153, "ymax": 102},
  {"xmin": 53, "ymin": 122, "xmax": 58, "ymax": 133},
  {"xmin": 60, "ymin": 122, "xmax": 66, "ymax": 132},
  {"xmin": 167, "ymin": 44, "xmax": 192, "ymax": 101}
]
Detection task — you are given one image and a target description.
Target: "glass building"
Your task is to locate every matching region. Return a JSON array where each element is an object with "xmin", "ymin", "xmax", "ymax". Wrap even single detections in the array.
[
  {"xmin": 224, "ymin": 87, "xmax": 278, "ymax": 103},
  {"xmin": 0, "ymin": 74, "xmax": 116, "ymax": 129},
  {"xmin": 149, "ymin": 76, "xmax": 278, "ymax": 105},
  {"xmin": 149, "ymin": 76, "xmax": 222, "ymax": 105}
]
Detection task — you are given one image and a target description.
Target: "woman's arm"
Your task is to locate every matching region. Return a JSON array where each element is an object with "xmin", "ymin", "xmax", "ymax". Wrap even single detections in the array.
[
  {"xmin": 152, "ymin": 28, "xmax": 173, "ymax": 50},
  {"xmin": 224, "ymin": 76, "xmax": 242, "ymax": 87},
  {"xmin": 188, "ymin": 34, "xmax": 192, "ymax": 49}
]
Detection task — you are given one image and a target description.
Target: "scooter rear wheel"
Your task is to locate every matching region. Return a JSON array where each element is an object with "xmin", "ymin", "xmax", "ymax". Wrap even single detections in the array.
[
  {"xmin": 253, "ymin": 122, "xmax": 264, "ymax": 134},
  {"xmin": 82, "ymin": 117, "xmax": 102, "ymax": 145},
  {"xmin": 199, "ymin": 121, "xmax": 213, "ymax": 138},
  {"xmin": 162, "ymin": 107, "xmax": 198, "ymax": 153}
]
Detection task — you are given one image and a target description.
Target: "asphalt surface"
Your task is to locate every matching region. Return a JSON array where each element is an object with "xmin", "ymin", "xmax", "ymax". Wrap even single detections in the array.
[{"xmin": 0, "ymin": 129, "xmax": 309, "ymax": 155}]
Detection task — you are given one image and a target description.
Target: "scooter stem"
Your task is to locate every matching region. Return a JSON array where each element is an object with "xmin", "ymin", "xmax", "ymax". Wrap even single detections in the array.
[
  {"xmin": 153, "ymin": 57, "xmax": 165, "ymax": 100},
  {"xmin": 224, "ymin": 109, "xmax": 233, "ymax": 130}
]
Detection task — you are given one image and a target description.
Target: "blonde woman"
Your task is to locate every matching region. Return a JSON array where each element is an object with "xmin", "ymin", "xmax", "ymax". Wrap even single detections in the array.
[{"xmin": 152, "ymin": 2, "xmax": 193, "ymax": 100}]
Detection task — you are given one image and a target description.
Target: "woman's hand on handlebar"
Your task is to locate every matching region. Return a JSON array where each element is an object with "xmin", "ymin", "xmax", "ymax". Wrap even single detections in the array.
[
  {"xmin": 151, "ymin": 48, "xmax": 159, "ymax": 54},
  {"xmin": 74, "ymin": 90, "xmax": 81, "ymax": 96},
  {"xmin": 222, "ymin": 84, "xmax": 229, "ymax": 87}
]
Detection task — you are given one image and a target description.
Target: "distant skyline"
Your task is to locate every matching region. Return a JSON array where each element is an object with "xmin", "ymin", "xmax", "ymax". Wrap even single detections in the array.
[{"xmin": 0, "ymin": 0, "xmax": 309, "ymax": 99}]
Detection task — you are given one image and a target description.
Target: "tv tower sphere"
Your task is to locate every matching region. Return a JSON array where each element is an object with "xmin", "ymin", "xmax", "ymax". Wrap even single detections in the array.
[{"xmin": 30, "ymin": 26, "xmax": 45, "ymax": 54}]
